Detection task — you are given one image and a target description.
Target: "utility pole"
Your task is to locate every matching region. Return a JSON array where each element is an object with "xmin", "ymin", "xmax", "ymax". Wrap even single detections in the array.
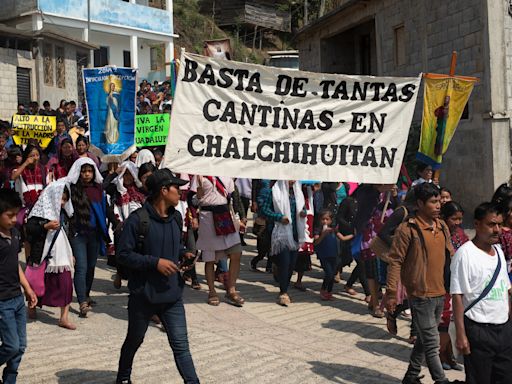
[{"xmin": 87, "ymin": 0, "xmax": 94, "ymax": 67}]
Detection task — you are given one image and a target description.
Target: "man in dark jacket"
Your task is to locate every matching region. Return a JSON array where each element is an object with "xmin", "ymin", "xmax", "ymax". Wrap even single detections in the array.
[{"xmin": 116, "ymin": 169, "xmax": 200, "ymax": 384}]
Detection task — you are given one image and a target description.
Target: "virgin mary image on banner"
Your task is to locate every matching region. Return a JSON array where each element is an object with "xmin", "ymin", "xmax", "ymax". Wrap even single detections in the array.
[
  {"xmin": 83, "ymin": 67, "xmax": 136, "ymax": 158},
  {"xmin": 104, "ymin": 77, "xmax": 121, "ymax": 144}
]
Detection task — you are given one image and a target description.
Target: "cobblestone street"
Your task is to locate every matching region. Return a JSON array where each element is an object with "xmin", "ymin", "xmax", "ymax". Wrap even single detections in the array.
[{"xmin": 19, "ymin": 232, "xmax": 464, "ymax": 384}]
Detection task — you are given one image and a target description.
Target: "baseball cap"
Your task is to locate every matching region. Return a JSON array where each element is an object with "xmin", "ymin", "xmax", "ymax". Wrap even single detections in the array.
[{"xmin": 146, "ymin": 169, "xmax": 188, "ymax": 196}]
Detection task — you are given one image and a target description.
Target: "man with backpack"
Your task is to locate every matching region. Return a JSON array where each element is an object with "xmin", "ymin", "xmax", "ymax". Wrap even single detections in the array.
[
  {"xmin": 451, "ymin": 202, "xmax": 512, "ymax": 384},
  {"xmin": 115, "ymin": 169, "xmax": 200, "ymax": 384},
  {"xmin": 386, "ymin": 183, "xmax": 461, "ymax": 384}
]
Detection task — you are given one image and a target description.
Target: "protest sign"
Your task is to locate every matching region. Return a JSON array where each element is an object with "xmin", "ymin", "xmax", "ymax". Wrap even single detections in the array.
[
  {"xmin": 83, "ymin": 67, "xmax": 137, "ymax": 158},
  {"xmin": 417, "ymin": 74, "xmax": 475, "ymax": 169},
  {"xmin": 135, "ymin": 114, "xmax": 169, "ymax": 147},
  {"xmin": 12, "ymin": 114, "xmax": 56, "ymax": 148},
  {"xmin": 163, "ymin": 52, "xmax": 421, "ymax": 183}
]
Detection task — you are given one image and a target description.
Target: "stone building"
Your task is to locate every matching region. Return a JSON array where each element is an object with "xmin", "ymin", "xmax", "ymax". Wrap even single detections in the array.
[
  {"xmin": 295, "ymin": 0, "xmax": 510, "ymax": 215},
  {"xmin": 0, "ymin": 24, "xmax": 96, "ymax": 121}
]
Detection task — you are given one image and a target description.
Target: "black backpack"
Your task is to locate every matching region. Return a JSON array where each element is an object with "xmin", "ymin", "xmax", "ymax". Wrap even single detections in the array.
[{"xmin": 133, "ymin": 207, "xmax": 183, "ymax": 254}]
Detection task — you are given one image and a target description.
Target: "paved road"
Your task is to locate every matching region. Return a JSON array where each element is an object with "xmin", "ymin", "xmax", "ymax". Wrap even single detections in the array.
[{"xmin": 19, "ymin": 231, "xmax": 465, "ymax": 384}]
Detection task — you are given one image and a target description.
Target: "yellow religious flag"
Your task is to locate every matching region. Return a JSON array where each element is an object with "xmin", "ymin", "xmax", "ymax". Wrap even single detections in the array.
[
  {"xmin": 11, "ymin": 114, "xmax": 56, "ymax": 148},
  {"xmin": 417, "ymin": 75, "xmax": 475, "ymax": 169}
]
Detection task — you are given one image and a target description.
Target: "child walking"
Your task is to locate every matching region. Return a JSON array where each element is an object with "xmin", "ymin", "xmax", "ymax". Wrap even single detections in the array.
[
  {"xmin": 0, "ymin": 189, "xmax": 37, "ymax": 384},
  {"xmin": 25, "ymin": 180, "xmax": 76, "ymax": 329},
  {"xmin": 314, "ymin": 210, "xmax": 339, "ymax": 300}
]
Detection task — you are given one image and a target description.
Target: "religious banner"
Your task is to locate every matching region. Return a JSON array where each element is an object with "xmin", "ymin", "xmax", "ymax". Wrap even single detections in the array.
[
  {"xmin": 135, "ymin": 113, "xmax": 170, "ymax": 147},
  {"xmin": 163, "ymin": 52, "xmax": 422, "ymax": 183},
  {"xmin": 12, "ymin": 114, "xmax": 56, "ymax": 148},
  {"xmin": 417, "ymin": 74, "xmax": 475, "ymax": 169},
  {"xmin": 203, "ymin": 38, "xmax": 232, "ymax": 60},
  {"xmin": 83, "ymin": 67, "xmax": 137, "ymax": 158}
]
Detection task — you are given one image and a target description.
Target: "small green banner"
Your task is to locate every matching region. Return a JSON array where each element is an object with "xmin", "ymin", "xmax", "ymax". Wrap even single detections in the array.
[{"xmin": 135, "ymin": 113, "xmax": 169, "ymax": 147}]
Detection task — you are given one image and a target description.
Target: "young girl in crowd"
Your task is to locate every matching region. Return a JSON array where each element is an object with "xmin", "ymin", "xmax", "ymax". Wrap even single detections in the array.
[
  {"xmin": 25, "ymin": 180, "xmax": 75, "ymax": 329},
  {"xmin": 314, "ymin": 210, "xmax": 338, "ymax": 300},
  {"xmin": 440, "ymin": 187, "xmax": 452, "ymax": 206},
  {"xmin": 67, "ymin": 158, "xmax": 109, "ymax": 317},
  {"xmin": 262, "ymin": 180, "xmax": 306, "ymax": 306},
  {"xmin": 75, "ymin": 135, "xmax": 100, "ymax": 168},
  {"xmin": 46, "ymin": 138, "xmax": 78, "ymax": 181},
  {"xmin": 11, "ymin": 144, "xmax": 46, "ymax": 213},
  {"xmin": 439, "ymin": 201, "xmax": 467, "ymax": 371},
  {"xmin": 106, "ymin": 161, "xmax": 146, "ymax": 289}
]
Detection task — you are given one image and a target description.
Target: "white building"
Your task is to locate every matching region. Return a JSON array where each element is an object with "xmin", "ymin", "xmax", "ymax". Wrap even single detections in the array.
[{"xmin": 1, "ymin": 0, "xmax": 175, "ymax": 108}]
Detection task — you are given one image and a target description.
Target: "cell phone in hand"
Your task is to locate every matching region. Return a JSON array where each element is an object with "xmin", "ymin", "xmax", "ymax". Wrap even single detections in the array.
[{"xmin": 178, "ymin": 254, "xmax": 198, "ymax": 270}]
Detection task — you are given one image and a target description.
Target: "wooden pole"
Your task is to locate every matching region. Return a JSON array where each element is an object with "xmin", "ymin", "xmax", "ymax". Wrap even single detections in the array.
[
  {"xmin": 449, "ymin": 51, "xmax": 457, "ymax": 76},
  {"xmin": 252, "ymin": 25, "xmax": 258, "ymax": 51}
]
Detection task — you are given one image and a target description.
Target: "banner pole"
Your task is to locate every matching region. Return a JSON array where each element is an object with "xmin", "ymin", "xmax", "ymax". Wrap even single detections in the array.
[{"xmin": 449, "ymin": 51, "xmax": 457, "ymax": 77}]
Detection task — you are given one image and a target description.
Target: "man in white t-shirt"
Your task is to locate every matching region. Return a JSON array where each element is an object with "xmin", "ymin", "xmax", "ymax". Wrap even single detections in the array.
[{"xmin": 450, "ymin": 202, "xmax": 512, "ymax": 384}]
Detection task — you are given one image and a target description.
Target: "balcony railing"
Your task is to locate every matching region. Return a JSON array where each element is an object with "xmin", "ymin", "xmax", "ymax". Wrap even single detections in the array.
[{"xmin": 38, "ymin": 0, "xmax": 172, "ymax": 35}]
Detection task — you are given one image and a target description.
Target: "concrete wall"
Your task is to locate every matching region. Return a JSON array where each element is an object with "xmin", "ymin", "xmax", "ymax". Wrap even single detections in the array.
[
  {"xmin": 59, "ymin": 28, "xmax": 161, "ymax": 81},
  {"xmin": 0, "ymin": 48, "xmax": 37, "ymax": 121},
  {"xmin": 34, "ymin": 39, "xmax": 90, "ymax": 108},
  {"xmin": 296, "ymin": 0, "xmax": 509, "ymax": 216},
  {"xmin": 0, "ymin": 0, "xmax": 37, "ymax": 22}
]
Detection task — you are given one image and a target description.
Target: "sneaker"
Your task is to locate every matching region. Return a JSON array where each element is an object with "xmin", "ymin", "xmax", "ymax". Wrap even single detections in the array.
[
  {"xmin": 450, "ymin": 363, "xmax": 464, "ymax": 371},
  {"xmin": 277, "ymin": 293, "xmax": 291, "ymax": 306},
  {"xmin": 442, "ymin": 362, "xmax": 452, "ymax": 370}
]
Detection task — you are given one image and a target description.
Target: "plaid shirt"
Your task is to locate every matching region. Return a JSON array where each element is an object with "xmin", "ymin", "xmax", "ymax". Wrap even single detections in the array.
[{"xmin": 258, "ymin": 183, "xmax": 298, "ymax": 241}]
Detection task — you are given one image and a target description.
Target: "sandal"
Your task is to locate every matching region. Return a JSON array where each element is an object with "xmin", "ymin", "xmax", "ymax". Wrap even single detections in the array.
[
  {"xmin": 58, "ymin": 321, "xmax": 77, "ymax": 330},
  {"xmin": 225, "ymin": 292, "xmax": 245, "ymax": 307},
  {"xmin": 385, "ymin": 312, "xmax": 398, "ymax": 335},
  {"xmin": 191, "ymin": 280, "xmax": 201, "ymax": 290},
  {"xmin": 370, "ymin": 307, "xmax": 385, "ymax": 318},
  {"xmin": 344, "ymin": 286, "xmax": 357, "ymax": 296},
  {"xmin": 293, "ymin": 283, "xmax": 306, "ymax": 292},
  {"xmin": 207, "ymin": 293, "xmax": 220, "ymax": 306},
  {"xmin": 79, "ymin": 302, "xmax": 90, "ymax": 318}
]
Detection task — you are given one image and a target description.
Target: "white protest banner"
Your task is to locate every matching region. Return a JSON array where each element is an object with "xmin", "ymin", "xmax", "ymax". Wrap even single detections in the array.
[{"xmin": 163, "ymin": 52, "xmax": 421, "ymax": 183}]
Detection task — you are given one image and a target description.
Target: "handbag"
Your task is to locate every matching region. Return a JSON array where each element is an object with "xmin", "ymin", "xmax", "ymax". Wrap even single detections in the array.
[
  {"xmin": 25, "ymin": 227, "xmax": 60, "ymax": 297},
  {"xmin": 370, "ymin": 236, "xmax": 392, "ymax": 263},
  {"xmin": 210, "ymin": 205, "xmax": 237, "ymax": 236},
  {"xmin": 25, "ymin": 259, "xmax": 47, "ymax": 297},
  {"xmin": 252, "ymin": 215, "xmax": 267, "ymax": 237},
  {"xmin": 464, "ymin": 245, "xmax": 502, "ymax": 313}
]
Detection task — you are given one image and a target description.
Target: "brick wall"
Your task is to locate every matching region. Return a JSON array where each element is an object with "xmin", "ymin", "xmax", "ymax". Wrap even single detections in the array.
[{"xmin": 0, "ymin": 48, "xmax": 36, "ymax": 121}]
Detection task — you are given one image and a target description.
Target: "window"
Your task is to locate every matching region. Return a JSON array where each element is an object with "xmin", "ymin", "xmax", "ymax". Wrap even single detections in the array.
[
  {"xmin": 94, "ymin": 46, "xmax": 109, "ymax": 67},
  {"xmin": 56, "ymin": 46, "xmax": 65, "ymax": 88},
  {"xmin": 123, "ymin": 50, "xmax": 131, "ymax": 67},
  {"xmin": 43, "ymin": 43, "xmax": 54, "ymax": 85},
  {"xmin": 394, "ymin": 25, "xmax": 406, "ymax": 67},
  {"xmin": 17, "ymin": 67, "xmax": 31, "ymax": 107},
  {"xmin": 150, "ymin": 45, "xmax": 164, "ymax": 71}
]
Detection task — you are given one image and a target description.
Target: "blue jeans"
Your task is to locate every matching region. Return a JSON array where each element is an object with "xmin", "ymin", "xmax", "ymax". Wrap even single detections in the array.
[
  {"xmin": 117, "ymin": 294, "xmax": 199, "ymax": 383},
  {"xmin": 320, "ymin": 258, "xmax": 337, "ymax": 292},
  {"xmin": 71, "ymin": 232, "xmax": 100, "ymax": 304},
  {"xmin": 405, "ymin": 296, "xmax": 446, "ymax": 382},
  {"xmin": 0, "ymin": 295, "xmax": 27, "ymax": 384},
  {"xmin": 277, "ymin": 249, "xmax": 298, "ymax": 294}
]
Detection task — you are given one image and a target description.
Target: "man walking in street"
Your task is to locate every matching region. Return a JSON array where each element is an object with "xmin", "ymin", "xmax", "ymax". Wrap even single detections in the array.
[
  {"xmin": 116, "ymin": 169, "xmax": 200, "ymax": 384},
  {"xmin": 386, "ymin": 183, "xmax": 462, "ymax": 384},
  {"xmin": 451, "ymin": 202, "xmax": 512, "ymax": 384}
]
